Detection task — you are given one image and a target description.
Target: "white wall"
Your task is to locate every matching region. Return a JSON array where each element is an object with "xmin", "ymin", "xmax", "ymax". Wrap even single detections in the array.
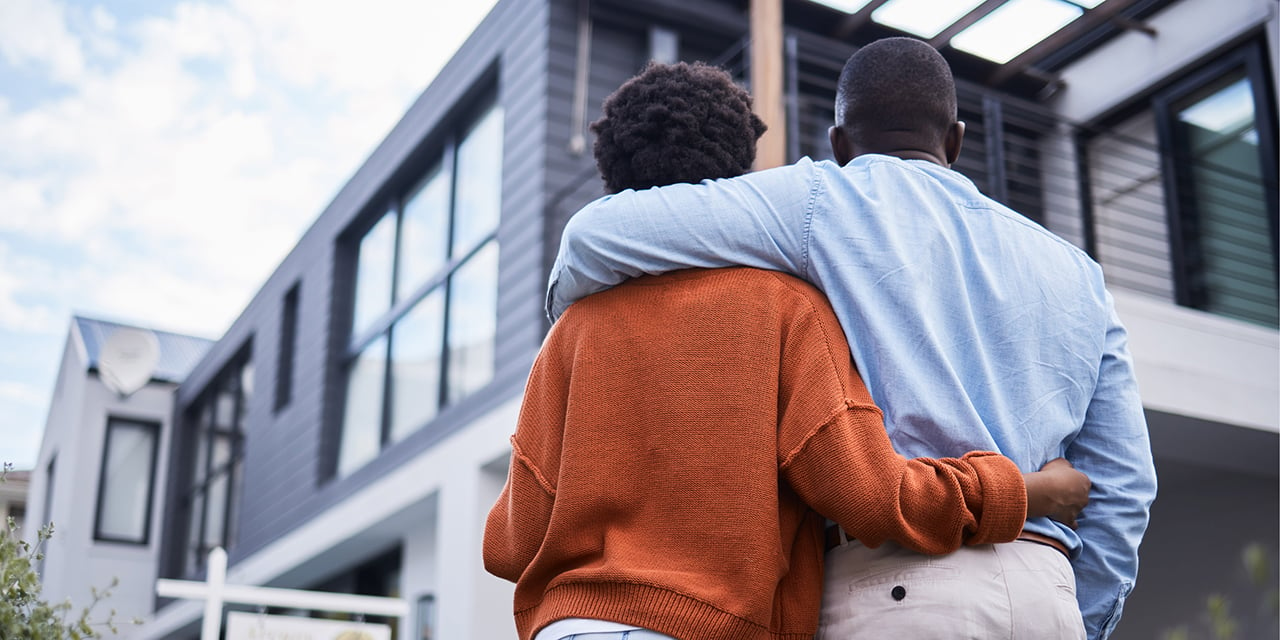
[
  {"xmin": 1052, "ymin": 0, "xmax": 1277, "ymax": 123},
  {"xmin": 1116, "ymin": 290, "xmax": 1279, "ymax": 434},
  {"xmin": 132, "ymin": 394, "xmax": 521, "ymax": 640},
  {"xmin": 29, "ymin": 325, "xmax": 180, "ymax": 629}
]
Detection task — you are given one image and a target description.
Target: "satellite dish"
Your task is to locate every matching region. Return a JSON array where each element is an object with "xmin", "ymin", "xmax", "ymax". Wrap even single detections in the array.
[{"xmin": 98, "ymin": 327, "xmax": 161, "ymax": 397}]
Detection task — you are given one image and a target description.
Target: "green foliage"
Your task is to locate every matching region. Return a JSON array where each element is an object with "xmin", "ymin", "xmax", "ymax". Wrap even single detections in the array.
[
  {"xmin": 1162, "ymin": 542, "xmax": 1279, "ymax": 640},
  {"xmin": 1, "ymin": 462, "xmax": 134, "ymax": 639}
]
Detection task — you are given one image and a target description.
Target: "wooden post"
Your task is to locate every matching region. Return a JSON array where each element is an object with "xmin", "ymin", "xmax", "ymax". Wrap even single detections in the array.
[{"xmin": 751, "ymin": 0, "xmax": 786, "ymax": 170}]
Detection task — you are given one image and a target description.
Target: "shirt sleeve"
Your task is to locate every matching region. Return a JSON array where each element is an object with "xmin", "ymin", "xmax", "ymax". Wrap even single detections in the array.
[
  {"xmin": 773, "ymin": 285, "xmax": 1027, "ymax": 553},
  {"xmin": 546, "ymin": 160, "xmax": 821, "ymax": 320},
  {"xmin": 1066, "ymin": 290, "xmax": 1158, "ymax": 640}
]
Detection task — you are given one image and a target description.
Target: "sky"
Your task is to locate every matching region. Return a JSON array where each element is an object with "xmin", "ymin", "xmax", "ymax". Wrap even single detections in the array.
[{"xmin": 0, "ymin": 0, "xmax": 499, "ymax": 470}]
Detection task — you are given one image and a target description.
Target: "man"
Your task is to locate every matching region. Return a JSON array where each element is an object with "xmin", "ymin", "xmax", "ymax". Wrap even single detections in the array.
[
  {"xmin": 485, "ymin": 61, "xmax": 1089, "ymax": 640},
  {"xmin": 547, "ymin": 39, "xmax": 1157, "ymax": 640}
]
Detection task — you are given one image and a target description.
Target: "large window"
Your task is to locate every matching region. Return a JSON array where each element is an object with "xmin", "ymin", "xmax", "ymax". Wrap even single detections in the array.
[
  {"xmin": 1155, "ymin": 43, "xmax": 1278, "ymax": 327},
  {"xmin": 93, "ymin": 417, "xmax": 159, "ymax": 544},
  {"xmin": 337, "ymin": 104, "xmax": 503, "ymax": 477},
  {"xmin": 181, "ymin": 349, "xmax": 252, "ymax": 573}
]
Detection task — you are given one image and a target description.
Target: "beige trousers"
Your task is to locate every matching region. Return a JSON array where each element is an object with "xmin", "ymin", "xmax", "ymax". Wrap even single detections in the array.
[{"xmin": 816, "ymin": 539, "xmax": 1086, "ymax": 640}]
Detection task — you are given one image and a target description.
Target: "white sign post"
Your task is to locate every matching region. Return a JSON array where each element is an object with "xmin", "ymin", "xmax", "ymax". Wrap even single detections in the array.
[{"xmin": 156, "ymin": 547, "xmax": 409, "ymax": 640}]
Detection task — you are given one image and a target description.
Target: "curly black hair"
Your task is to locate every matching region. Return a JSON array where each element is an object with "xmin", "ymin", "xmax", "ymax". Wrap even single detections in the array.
[{"xmin": 591, "ymin": 61, "xmax": 767, "ymax": 194}]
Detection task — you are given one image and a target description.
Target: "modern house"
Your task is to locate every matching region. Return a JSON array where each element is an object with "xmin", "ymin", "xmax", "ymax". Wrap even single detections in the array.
[
  {"xmin": 27, "ymin": 0, "xmax": 1275, "ymax": 638},
  {"xmin": 24, "ymin": 316, "xmax": 212, "ymax": 627}
]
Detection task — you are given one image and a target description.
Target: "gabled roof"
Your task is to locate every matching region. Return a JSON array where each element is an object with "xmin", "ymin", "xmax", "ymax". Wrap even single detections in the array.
[{"xmin": 73, "ymin": 316, "xmax": 215, "ymax": 385}]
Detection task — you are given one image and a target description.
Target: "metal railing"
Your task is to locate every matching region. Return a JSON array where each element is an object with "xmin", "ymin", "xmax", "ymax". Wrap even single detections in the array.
[{"xmin": 548, "ymin": 33, "xmax": 1279, "ymax": 329}]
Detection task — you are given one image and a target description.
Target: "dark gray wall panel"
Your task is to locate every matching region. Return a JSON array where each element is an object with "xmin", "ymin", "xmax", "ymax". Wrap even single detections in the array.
[{"xmin": 165, "ymin": 0, "xmax": 554, "ymax": 574}]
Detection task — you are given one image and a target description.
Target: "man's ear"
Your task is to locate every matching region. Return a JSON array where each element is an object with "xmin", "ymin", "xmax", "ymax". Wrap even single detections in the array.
[
  {"xmin": 944, "ymin": 121, "xmax": 965, "ymax": 166},
  {"xmin": 829, "ymin": 125, "xmax": 854, "ymax": 165}
]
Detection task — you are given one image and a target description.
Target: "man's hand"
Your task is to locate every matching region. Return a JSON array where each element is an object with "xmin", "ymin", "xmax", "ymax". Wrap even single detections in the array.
[{"xmin": 1024, "ymin": 457, "xmax": 1091, "ymax": 529}]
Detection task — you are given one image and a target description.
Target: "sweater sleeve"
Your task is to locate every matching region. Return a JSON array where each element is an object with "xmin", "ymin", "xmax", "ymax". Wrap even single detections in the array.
[
  {"xmin": 782, "ymin": 409, "xmax": 1026, "ymax": 553},
  {"xmin": 483, "ymin": 436, "xmax": 557, "ymax": 583},
  {"xmin": 774, "ymin": 282, "xmax": 1026, "ymax": 553}
]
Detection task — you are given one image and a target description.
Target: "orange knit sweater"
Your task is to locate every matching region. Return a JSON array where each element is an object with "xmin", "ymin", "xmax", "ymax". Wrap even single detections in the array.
[{"xmin": 483, "ymin": 268, "xmax": 1027, "ymax": 640}]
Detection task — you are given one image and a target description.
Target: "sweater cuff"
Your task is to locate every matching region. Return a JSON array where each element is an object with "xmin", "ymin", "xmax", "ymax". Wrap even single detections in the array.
[{"xmin": 963, "ymin": 451, "xmax": 1027, "ymax": 545}]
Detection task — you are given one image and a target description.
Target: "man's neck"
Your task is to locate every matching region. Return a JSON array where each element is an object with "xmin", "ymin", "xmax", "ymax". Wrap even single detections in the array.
[{"xmin": 854, "ymin": 149, "xmax": 947, "ymax": 166}]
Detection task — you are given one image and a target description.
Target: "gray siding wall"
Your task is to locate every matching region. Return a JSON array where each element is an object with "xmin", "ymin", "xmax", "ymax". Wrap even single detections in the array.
[
  {"xmin": 1087, "ymin": 111, "xmax": 1178, "ymax": 301},
  {"xmin": 542, "ymin": 0, "xmax": 751, "ymax": 252},
  {"xmin": 164, "ymin": 0, "xmax": 553, "ymax": 575}
]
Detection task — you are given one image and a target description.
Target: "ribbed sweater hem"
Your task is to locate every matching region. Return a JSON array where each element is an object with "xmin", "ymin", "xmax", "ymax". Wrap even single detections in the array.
[{"xmin": 514, "ymin": 581, "xmax": 817, "ymax": 640}]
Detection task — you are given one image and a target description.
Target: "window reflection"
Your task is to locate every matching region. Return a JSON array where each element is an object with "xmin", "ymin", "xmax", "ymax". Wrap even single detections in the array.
[
  {"xmin": 352, "ymin": 212, "xmax": 396, "ymax": 338},
  {"xmin": 339, "ymin": 335, "xmax": 388, "ymax": 476},
  {"xmin": 94, "ymin": 419, "xmax": 158, "ymax": 543},
  {"xmin": 338, "ymin": 102, "xmax": 503, "ymax": 477},
  {"xmin": 448, "ymin": 241, "xmax": 499, "ymax": 404},
  {"xmin": 452, "ymin": 108, "xmax": 504, "ymax": 253},
  {"xmin": 399, "ymin": 165, "xmax": 452, "ymax": 301},
  {"xmin": 390, "ymin": 291, "xmax": 445, "ymax": 442},
  {"xmin": 181, "ymin": 351, "xmax": 251, "ymax": 575},
  {"xmin": 1174, "ymin": 72, "xmax": 1277, "ymax": 327}
]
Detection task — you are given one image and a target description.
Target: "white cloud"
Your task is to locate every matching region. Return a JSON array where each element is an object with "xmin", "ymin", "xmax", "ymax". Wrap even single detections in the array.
[
  {"xmin": 0, "ymin": 0, "xmax": 86, "ymax": 83},
  {"xmin": 0, "ymin": 0, "xmax": 499, "ymax": 463}
]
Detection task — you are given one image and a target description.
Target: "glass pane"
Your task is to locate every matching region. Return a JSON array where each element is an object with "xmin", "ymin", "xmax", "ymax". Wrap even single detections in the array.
[
  {"xmin": 1176, "ymin": 73, "xmax": 1278, "ymax": 327},
  {"xmin": 398, "ymin": 162, "xmax": 452, "ymax": 301},
  {"xmin": 239, "ymin": 360, "xmax": 254, "ymax": 415},
  {"xmin": 191, "ymin": 403, "xmax": 211, "ymax": 485},
  {"xmin": 451, "ymin": 107, "xmax": 504, "ymax": 254},
  {"xmin": 872, "ymin": 0, "xmax": 985, "ymax": 38},
  {"xmin": 211, "ymin": 432, "xmax": 231, "ymax": 472},
  {"xmin": 204, "ymin": 473, "xmax": 227, "ymax": 548},
  {"xmin": 215, "ymin": 383, "xmax": 237, "ymax": 431},
  {"xmin": 952, "ymin": 0, "xmax": 1082, "ymax": 64},
  {"xmin": 446, "ymin": 241, "xmax": 499, "ymax": 404},
  {"xmin": 389, "ymin": 290, "xmax": 445, "ymax": 443},
  {"xmin": 186, "ymin": 491, "xmax": 204, "ymax": 572},
  {"xmin": 352, "ymin": 212, "xmax": 397, "ymax": 338},
  {"xmin": 96, "ymin": 420, "xmax": 155, "ymax": 542},
  {"xmin": 338, "ymin": 335, "xmax": 388, "ymax": 476}
]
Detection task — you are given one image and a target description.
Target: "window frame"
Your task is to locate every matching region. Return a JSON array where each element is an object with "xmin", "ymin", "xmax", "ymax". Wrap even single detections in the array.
[
  {"xmin": 334, "ymin": 99, "xmax": 503, "ymax": 477},
  {"xmin": 1152, "ymin": 39, "xmax": 1279, "ymax": 315},
  {"xmin": 180, "ymin": 345, "xmax": 252, "ymax": 573},
  {"xmin": 92, "ymin": 416, "xmax": 161, "ymax": 545}
]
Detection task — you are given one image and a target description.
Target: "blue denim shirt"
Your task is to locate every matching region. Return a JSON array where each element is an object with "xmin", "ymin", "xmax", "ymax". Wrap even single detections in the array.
[{"xmin": 547, "ymin": 155, "xmax": 1157, "ymax": 640}]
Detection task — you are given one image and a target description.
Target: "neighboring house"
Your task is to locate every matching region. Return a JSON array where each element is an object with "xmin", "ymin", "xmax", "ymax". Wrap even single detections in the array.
[
  {"xmin": 18, "ymin": 0, "xmax": 1257, "ymax": 639},
  {"xmin": 1, "ymin": 468, "xmax": 29, "ymax": 538},
  {"xmin": 24, "ymin": 316, "xmax": 212, "ymax": 627}
]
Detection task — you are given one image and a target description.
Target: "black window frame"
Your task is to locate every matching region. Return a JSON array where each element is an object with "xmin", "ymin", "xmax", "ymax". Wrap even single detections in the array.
[
  {"xmin": 179, "ymin": 344, "xmax": 252, "ymax": 573},
  {"xmin": 92, "ymin": 416, "xmax": 161, "ymax": 545},
  {"xmin": 1152, "ymin": 39, "xmax": 1279, "ymax": 321},
  {"xmin": 332, "ymin": 96, "xmax": 504, "ymax": 478}
]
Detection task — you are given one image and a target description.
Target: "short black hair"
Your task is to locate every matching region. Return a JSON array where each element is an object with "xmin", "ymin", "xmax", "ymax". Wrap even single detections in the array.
[
  {"xmin": 591, "ymin": 61, "xmax": 766, "ymax": 194},
  {"xmin": 835, "ymin": 37, "xmax": 957, "ymax": 148}
]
